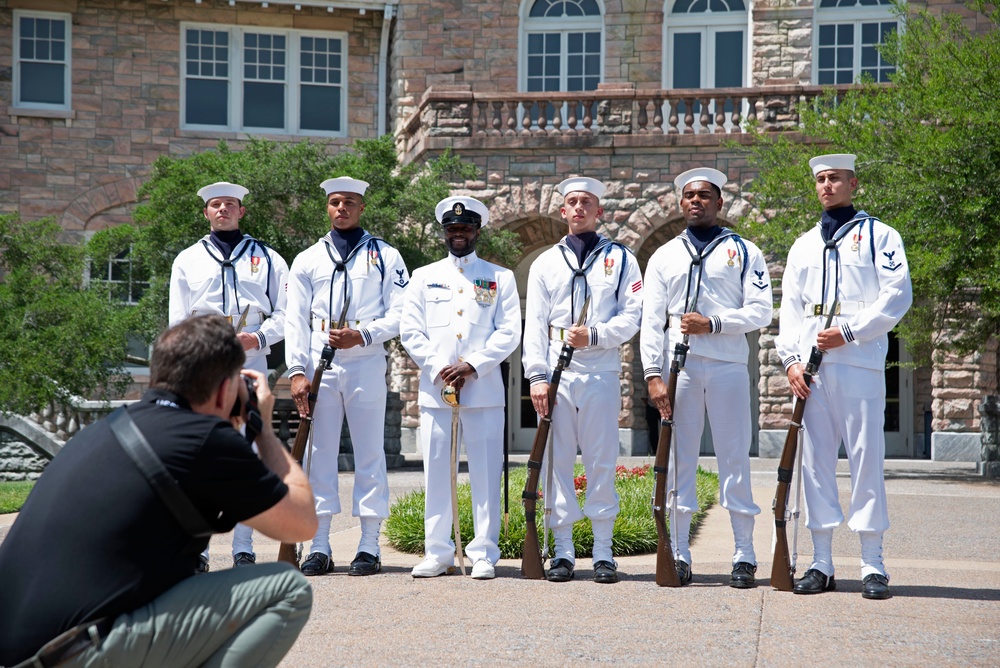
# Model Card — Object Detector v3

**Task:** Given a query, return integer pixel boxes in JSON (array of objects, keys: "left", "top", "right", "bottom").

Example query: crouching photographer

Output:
[{"left": 0, "top": 315, "right": 318, "bottom": 668}]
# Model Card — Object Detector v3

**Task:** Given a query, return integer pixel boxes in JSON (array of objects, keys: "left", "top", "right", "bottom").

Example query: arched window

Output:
[
  {"left": 663, "top": 0, "right": 748, "bottom": 91},
  {"left": 520, "top": 0, "right": 604, "bottom": 94},
  {"left": 815, "top": 0, "right": 897, "bottom": 84}
]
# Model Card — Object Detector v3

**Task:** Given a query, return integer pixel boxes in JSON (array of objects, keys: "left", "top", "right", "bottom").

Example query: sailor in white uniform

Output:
[
  {"left": 640, "top": 167, "right": 772, "bottom": 588},
  {"left": 285, "top": 177, "right": 410, "bottom": 577},
  {"left": 168, "top": 181, "right": 289, "bottom": 570},
  {"left": 521, "top": 177, "right": 643, "bottom": 584},
  {"left": 775, "top": 154, "right": 912, "bottom": 600},
  {"left": 401, "top": 196, "right": 521, "bottom": 580}
]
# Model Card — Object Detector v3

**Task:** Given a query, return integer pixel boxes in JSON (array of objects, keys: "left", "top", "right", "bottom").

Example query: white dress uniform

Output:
[
  {"left": 168, "top": 182, "right": 290, "bottom": 563},
  {"left": 285, "top": 228, "right": 409, "bottom": 555},
  {"left": 522, "top": 231, "right": 643, "bottom": 564},
  {"left": 640, "top": 225, "right": 772, "bottom": 566},
  {"left": 168, "top": 234, "right": 288, "bottom": 376},
  {"left": 400, "top": 221, "right": 521, "bottom": 568},
  {"left": 775, "top": 185, "right": 912, "bottom": 579}
]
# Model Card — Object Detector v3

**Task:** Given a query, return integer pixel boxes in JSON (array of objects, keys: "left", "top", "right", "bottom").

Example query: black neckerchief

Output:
[
  {"left": 685, "top": 224, "right": 722, "bottom": 254},
  {"left": 209, "top": 229, "right": 244, "bottom": 260},
  {"left": 565, "top": 231, "right": 599, "bottom": 266},
  {"left": 820, "top": 205, "right": 858, "bottom": 242},
  {"left": 330, "top": 226, "right": 365, "bottom": 261}
]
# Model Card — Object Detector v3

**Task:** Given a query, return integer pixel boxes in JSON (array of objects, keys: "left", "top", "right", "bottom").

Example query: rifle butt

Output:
[
  {"left": 277, "top": 542, "right": 299, "bottom": 568},
  {"left": 770, "top": 530, "right": 794, "bottom": 591},
  {"left": 521, "top": 524, "right": 545, "bottom": 579}
]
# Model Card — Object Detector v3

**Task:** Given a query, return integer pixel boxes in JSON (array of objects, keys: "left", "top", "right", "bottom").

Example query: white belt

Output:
[
  {"left": 191, "top": 309, "right": 266, "bottom": 326},
  {"left": 311, "top": 316, "right": 375, "bottom": 332},
  {"left": 664, "top": 315, "right": 683, "bottom": 329},
  {"left": 804, "top": 301, "right": 864, "bottom": 317}
]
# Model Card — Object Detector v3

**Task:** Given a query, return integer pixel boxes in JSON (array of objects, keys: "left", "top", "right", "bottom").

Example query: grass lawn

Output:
[{"left": 0, "top": 481, "right": 34, "bottom": 514}]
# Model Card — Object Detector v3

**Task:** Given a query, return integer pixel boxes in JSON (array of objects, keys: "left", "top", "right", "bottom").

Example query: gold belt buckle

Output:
[
  {"left": 813, "top": 305, "right": 823, "bottom": 316},
  {"left": 225, "top": 314, "right": 234, "bottom": 324}
]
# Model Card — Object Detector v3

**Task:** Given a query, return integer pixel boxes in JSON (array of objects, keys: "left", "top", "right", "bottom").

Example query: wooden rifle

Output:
[
  {"left": 277, "top": 296, "right": 351, "bottom": 566},
  {"left": 521, "top": 296, "right": 590, "bottom": 579},
  {"left": 770, "top": 302, "right": 837, "bottom": 590},
  {"left": 651, "top": 337, "right": 688, "bottom": 587}
]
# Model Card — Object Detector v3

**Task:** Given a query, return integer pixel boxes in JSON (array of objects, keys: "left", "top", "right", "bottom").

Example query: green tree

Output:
[
  {"left": 736, "top": 1, "right": 999, "bottom": 363},
  {"left": 90, "top": 136, "right": 522, "bottom": 343},
  {"left": 0, "top": 215, "right": 132, "bottom": 414}
]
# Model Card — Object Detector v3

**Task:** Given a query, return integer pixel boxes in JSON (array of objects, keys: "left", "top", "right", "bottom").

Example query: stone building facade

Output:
[{"left": 1, "top": 0, "right": 996, "bottom": 469}]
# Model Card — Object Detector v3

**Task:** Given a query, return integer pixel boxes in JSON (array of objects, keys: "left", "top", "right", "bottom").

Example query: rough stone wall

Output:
[
  {"left": 751, "top": 0, "right": 814, "bottom": 86},
  {"left": 0, "top": 0, "right": 384, "bottom": 227},
  {"left": 0, "top": 437, "right": 47, "bottom": 481},
  {"left": 932, "top": 336, "right": 999, "bottom": 433}
]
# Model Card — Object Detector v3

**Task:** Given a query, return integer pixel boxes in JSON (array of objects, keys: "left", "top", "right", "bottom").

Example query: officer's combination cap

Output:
[
  {"left": 198, "top": 182, "right": 249, "bottom": 203},
  {"left": 809, "top": 153, "right": 857, "bottom": 176},
  {"left": 436, "top": 196, "right": 490, "bottom": 227},
  {"left": 321, "top": 177, "right": 370, "bottom": 197}
]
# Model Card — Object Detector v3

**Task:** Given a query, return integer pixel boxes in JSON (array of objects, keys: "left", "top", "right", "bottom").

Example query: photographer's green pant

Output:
[{"left": 63, "top": 562, "right": 312, "bottom": 668}]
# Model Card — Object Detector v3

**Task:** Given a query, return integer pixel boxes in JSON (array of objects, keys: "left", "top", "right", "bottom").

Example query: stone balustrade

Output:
[{"left": 399, "top": 83, "right": 861, "bottom": 155}]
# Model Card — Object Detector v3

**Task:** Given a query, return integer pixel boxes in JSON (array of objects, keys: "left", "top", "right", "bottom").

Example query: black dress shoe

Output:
[
  {"left": 195, "top": 555, "right": 210, "bottom": 574},
  {"left": 793, "top": 568, "right": 836, "bottom": 594},
  {"left": 300, "top": 552, "right": 333, "bottom": 576},
  {"left": 675, "top": 560, "right": 692, "bottom": 585},
  {"left": 730, "top": 561, "right": 757, "bottom": 589},
  {"left": 593, "top": 560, "right": 619, "bottom": 584},
  {"left": 348, "top": 551, "right": 381, "bottom": 576},
  {"left": 862, "top": 573, "right": 891, "bottom": 600},
  {"left": 233, "top": 552, "right": 256, "bottom": 568},
  {"left": 546, "top": 558, "right": 575, "bottom": 582}
]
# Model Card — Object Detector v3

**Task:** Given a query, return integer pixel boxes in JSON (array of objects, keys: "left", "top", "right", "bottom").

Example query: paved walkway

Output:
[{"left": 4, "top": 457, "right": 999, "bottom": 666}]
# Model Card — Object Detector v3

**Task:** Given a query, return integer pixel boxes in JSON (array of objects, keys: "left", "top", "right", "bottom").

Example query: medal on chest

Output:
[
  {"left": 250, "top": 255, "right": 261, "bottom": 274},
  {"left": 727, "top": 249, "right": 738, "bottom": 267},
  {"left": 851, "top": 232, "right": 862, "bottom": 252},
  {"left": 369, "top": 249, "right": 380, "bottom": 266},
  {"left": 604, "top": 257, "right": 614, "bottom": 276},
  {"left": 474, "top": 278, "right": 497, "bottom": 306}
]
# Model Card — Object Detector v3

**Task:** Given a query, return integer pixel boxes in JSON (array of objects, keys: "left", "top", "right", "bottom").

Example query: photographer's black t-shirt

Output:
[{"left": 0, "top": 389, "right": 288, "bottom": 665}]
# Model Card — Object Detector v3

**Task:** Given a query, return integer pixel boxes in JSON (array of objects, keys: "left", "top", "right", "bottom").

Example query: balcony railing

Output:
[{"left": 398, "top": 83, "right": 859, "bottom": 155}]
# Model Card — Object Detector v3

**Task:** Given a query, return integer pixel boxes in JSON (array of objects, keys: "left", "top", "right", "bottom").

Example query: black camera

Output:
[{"left": 230, "top": 375, "right": 257, "bottom": 417}]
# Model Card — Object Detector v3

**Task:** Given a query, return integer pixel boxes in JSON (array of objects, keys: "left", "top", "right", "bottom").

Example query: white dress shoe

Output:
[
  {"left": 471, "top": 559, "right": 496, "bottom": 580},
  {"left": 411, "top": 557, "right": 452, "bottom": 578}
]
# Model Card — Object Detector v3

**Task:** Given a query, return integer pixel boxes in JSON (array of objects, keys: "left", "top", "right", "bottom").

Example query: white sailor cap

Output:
[
  {"left": 674, "top": 167, "right": 727, "bottom": 194},
  {"left": 556, "top": 177, "right": 606, "bottom": 199},
  {"left": 435, "top": 196, "right": 490, "bottom": 227},
  {"left": 809, "top": 153, "right": 856, "bottom": 176},
  {"left": 321, "top": 177, "right": 370, "bottom": 197},
  {"left": 197, "top": 181, "right": 249, "bottom": 203}
]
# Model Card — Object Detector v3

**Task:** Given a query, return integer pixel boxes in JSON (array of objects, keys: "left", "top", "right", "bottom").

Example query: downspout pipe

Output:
[{"left": 378, "top": 3, "right": 395, "bottom": 137}]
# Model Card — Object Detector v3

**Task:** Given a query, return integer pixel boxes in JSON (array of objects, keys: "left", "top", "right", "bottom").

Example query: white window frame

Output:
[
  {"left": 662, "top": 0, "right": 749, "bottom": 90},
  {"left": 12, "top": 10, "right": 72, "bottom": 111},
  {"left": 517, "top": 0, "right": 606, "bottom": 94},
  {"left": 180, "top": 22, "right": 349, "bottom": 138},
  {"left": 813, "top": 1, "right": 899, "bottom": 85}
]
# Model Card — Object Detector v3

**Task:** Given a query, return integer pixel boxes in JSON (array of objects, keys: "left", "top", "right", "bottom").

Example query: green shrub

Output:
[{"left": 385, "top": 463, "right": 719, "bottom": 559}]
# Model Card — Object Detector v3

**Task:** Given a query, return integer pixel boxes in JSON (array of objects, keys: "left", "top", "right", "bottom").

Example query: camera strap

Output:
[{"left": 108, "top": 407, "right": 214, "bottom": 538}]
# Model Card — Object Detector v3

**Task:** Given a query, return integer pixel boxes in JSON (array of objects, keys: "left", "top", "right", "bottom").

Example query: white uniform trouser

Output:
[
  {"left": 669, "top": 355, "right": 760, "bottom": 565},
  {"left": 549, "top": 371, "right": 621, "bottom": 537},
  {"left": 801, "top": 363, "right": 888, "bottom": 577},
  {"left": 223, "top": 354, "right": 270, "bottom": 557},
  {"left": 307, "top": 354, "right": 389, "bottom": 554},
  {"left": 420, "top": 405, "right": 503, "bottom": 566}
]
